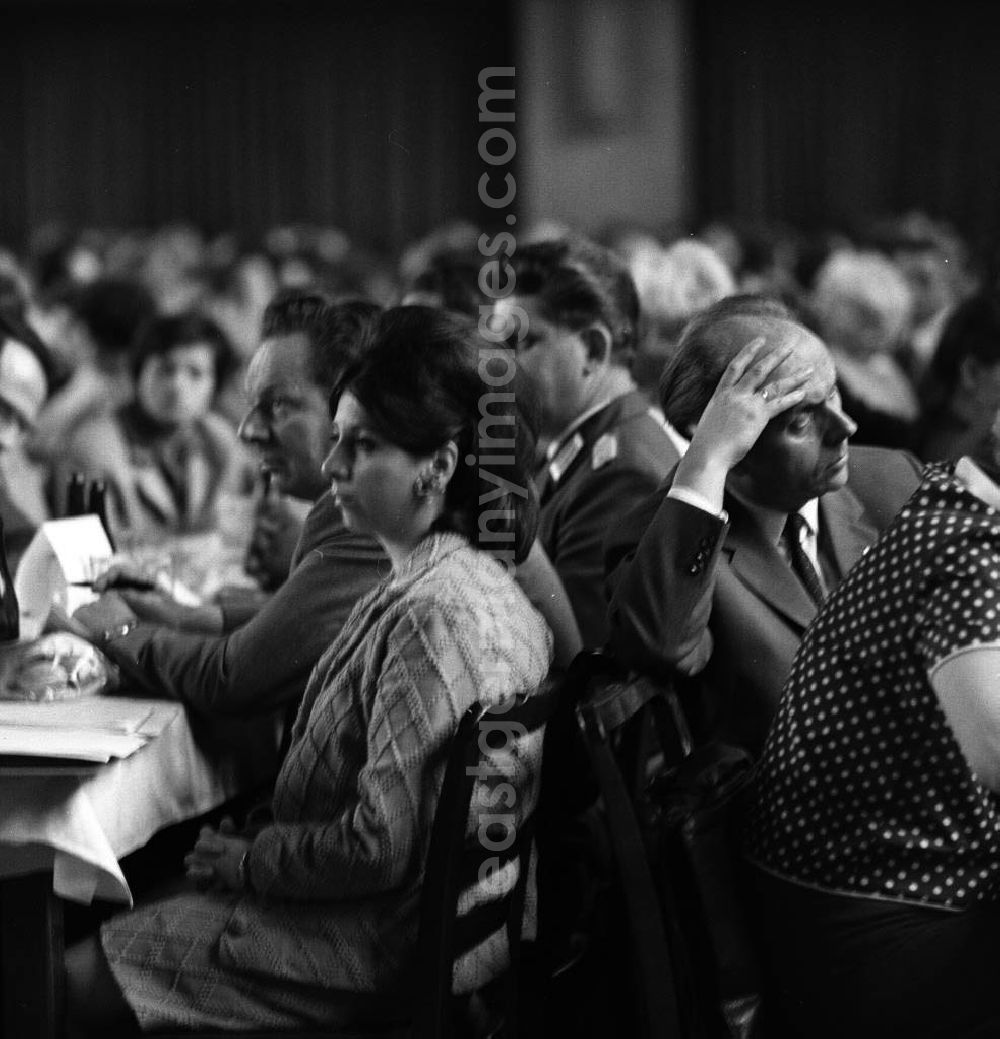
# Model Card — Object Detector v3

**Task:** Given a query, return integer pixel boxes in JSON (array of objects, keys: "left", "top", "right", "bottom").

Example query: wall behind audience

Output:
[
  {"left": 696, "top": 0, "right": 1000, "bottom": 256},
  {"left": 516, "top": 0, "right": 694, "bottom": 237},
  {"left": 0, "top": 0, "right": 514, "bottom": 252},
  {"left": 1, "top": 0, "right": 997, "bottom": 257}
]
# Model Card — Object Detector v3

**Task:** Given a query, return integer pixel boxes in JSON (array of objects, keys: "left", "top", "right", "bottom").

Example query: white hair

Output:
[
  {"left": 812, "top": 249, "right": 913, "bottom": 347},
  {"left": 632, "top": 238, "right": 737, "bottom": 336}
]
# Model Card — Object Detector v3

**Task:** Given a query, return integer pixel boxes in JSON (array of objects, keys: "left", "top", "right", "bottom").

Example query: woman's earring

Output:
[{"left": 414, "top": 469, "right": 445, "bottom": 497}]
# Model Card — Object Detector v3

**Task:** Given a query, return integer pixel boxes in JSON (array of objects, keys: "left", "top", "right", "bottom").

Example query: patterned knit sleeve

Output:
[{"left": 248, "top": 593, "right": 511, "bottom": 900}]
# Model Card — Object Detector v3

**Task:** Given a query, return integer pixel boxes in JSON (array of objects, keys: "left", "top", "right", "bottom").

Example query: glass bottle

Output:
[
  {"left": 87, "top": 479, "right": 116, "bottom": 552},
  {"left": 65, "top": 471, "right": 88, "bottom": 517},
  {"left": 0, "top": 515, "right": 19, "bottom": 642}
]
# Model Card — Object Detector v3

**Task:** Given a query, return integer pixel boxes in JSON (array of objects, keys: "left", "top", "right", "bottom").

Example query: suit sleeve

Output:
[
  {"left": 550, "top": 462, "right": 672, "bottom": 649},
  {"left": 110, "top": 528, "right": 383, "bottom": 716},
  {"left": 605, "top": 489, "right": 728, "bottom": 679}
]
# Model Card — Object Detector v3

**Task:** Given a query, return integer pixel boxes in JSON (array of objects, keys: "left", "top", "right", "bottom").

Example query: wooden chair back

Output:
[
  {"left": 152, "top": 683, "right": 558, "bottom": 1039},
  {"left": 414, "top": 685, "right": 557, "bottom": 1039}
]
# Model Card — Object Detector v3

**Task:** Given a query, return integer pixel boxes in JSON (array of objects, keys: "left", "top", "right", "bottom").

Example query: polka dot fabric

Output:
[{"left": 745, "top": 462, "right": 1000, "bottom": 911}]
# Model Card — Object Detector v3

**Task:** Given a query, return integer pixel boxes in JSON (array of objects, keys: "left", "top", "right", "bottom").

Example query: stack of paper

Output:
[
  {"left": 0, "top": 727, "right": 145, "bottom": 763},
  {"left": 0, "top": 696, "right": 170, "bottom": 764}
]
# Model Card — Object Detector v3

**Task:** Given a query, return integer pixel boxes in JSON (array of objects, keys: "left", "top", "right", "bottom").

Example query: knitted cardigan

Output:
[{"left": 218, "top": 531, "right": 552, "bottom": 995}]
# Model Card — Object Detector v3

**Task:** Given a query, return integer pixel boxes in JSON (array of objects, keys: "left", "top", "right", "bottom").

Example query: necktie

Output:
[{"left": 783, "top": 513, "right": 826, "bottom": 608}]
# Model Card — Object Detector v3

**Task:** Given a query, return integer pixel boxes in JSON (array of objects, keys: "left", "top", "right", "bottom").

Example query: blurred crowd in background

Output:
[{"left": 0, "top": 206, "right": 991, "bottom": 570}]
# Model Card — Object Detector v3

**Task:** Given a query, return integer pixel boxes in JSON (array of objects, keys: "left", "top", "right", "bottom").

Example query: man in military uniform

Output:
[{"left": 494, "top": 237, "right": 683, "bottom": 647}]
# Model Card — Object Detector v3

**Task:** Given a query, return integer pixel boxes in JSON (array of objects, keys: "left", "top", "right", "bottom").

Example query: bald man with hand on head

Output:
[{"left": 605, "top": 295, "right": 923, "bottom": 752}]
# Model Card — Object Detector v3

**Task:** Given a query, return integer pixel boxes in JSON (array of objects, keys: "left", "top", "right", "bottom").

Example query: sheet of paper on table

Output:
[
  {"left": 0, "top": 696, "right": 181, "bottom": 764},
  {"left": 0, "top": 698, "right": 159, "bottom": 734},
  {"left": 14, "top": 516, "right": 113, "bottom": 639},
  {"left": 0, "top": 725, "right": 145, "bottom": 762}
]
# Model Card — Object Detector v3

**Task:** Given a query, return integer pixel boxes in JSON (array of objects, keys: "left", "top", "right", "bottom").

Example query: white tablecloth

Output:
[{"left": 0, "top": 697, "right": 280, "bottom": 905}]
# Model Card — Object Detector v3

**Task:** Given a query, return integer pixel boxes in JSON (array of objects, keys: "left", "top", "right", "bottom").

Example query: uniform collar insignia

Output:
[
  {"left": 591, "top": 432, "right": 618, "bottom": 470},
  {"left": 548, "top": 432, "right": 584, "bottom": 485}
]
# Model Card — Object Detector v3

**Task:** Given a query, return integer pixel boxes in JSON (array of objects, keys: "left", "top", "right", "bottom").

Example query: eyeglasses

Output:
[{"left": 0, "top": 398, "right": 30, "bottom": 444}]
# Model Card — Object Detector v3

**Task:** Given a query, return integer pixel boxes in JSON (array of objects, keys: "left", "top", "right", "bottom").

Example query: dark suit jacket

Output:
[
  {"left": 111, "top": 491, "right": 387, "bottom": 717},
  {"left": 604, "top": 445, "right": 924, "bottom": 751},
  {"left": 539, "top": 390, "right": 681, "bottom": 648}
]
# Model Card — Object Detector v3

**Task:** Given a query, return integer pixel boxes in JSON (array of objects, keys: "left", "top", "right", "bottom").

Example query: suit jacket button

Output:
[{"left": 688, "top": 563, "right": 700, "bottom": 574}]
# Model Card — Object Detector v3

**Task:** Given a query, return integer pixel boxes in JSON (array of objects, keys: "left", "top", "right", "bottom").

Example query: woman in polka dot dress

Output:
[{"left": 745, "top": 423, "right": 1000, "bottom": 1038}]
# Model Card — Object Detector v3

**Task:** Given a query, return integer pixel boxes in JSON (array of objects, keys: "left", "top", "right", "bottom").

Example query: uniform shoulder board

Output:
[
  {"left": 592, "top": 432, "right": 618, "bottom": 470},
  {"left": 548, "top": 432, "right": 585, "bottom": 484}
]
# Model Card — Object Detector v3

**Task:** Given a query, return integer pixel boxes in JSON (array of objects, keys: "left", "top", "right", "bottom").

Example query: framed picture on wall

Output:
[{"left": 560, "top": 0, "right": 641, "bottom": 136}]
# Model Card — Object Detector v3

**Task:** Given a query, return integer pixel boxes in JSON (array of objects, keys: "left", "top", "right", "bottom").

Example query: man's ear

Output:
[
  {"left": 957, "top": 355, "right": 978, "bottom": 393},
  {"left": 958, "top": 354, "right": 996, "bottom": 396},
  {"left": 579, "top": 322, "right": 613, "bottom": 374}
]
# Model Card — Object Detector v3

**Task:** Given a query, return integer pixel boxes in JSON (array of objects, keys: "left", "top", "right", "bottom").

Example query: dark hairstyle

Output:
[
  {"left": 0, "top": 274, "right": 28, "bottom": 320},
  {"left": 261, "top": 289, "right": 382, "bottom": 394},
  {"left": 508, "top": 235, "right": 640, "bottom": 366},
  {"left": 920, "top": 290, "right": 1000, "bottom": 415},
  {"left": 0, "top": 307, "right": 57, "bottom": 399},
  {"left": 131, "top": 311, "right": 237, "bottom": 391},
  {"left": 659, "top": 294, "right": 797, "bottom": 433},
  {"left": 405, "top": 248, "right": 488, "bottom": 317},
  {"left": 332, "top": 305, "right": 539, "bottom": 564},
  {"left": 72, "top": 277, "right": 157, "bottom": 359}
]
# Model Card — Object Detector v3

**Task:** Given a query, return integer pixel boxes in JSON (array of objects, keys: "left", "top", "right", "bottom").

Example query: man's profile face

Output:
[
  {"left": 0, "top": 337, "right": 47, "bottom": 453},
  {"left": 731, "top": 320, "right": 858, "bottom": 511},
  {"left": 237, "top": 332, "right": 331, "bottom": 501},
  {"left": 492, "top": 293, "right": 591, "bottom": 440}
]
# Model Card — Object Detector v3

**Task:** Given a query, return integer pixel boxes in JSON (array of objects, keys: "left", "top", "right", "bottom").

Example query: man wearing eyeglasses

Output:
[
  {"left": 72, "top": 292, "right": 387, "bottom": 715},
  {"left": 0, "top": 309, "right": 53, "bottom": 566}
]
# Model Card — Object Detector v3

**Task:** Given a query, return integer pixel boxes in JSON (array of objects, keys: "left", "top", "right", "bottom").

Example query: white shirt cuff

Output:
[{"left": 666, "top": 484, "right": 728, "bottom": 522}]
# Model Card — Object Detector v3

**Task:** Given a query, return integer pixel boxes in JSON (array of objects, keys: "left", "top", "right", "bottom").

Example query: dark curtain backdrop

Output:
[
  {"left": 694, "top": 0, "right": 1000, "bottom": 257},
  {"left": 0, "top": 0, "right": 514, "bottom": 252}
]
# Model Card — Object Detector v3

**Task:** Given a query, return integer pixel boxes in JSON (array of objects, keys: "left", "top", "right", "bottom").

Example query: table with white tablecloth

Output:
[{"left": 0, "top": 695, "right": 282, "bottom": 1039}]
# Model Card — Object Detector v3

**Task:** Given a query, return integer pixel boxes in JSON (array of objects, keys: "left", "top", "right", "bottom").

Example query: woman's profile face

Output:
[
  {"left": 137, "top": 342, "right": 217, "bottom": 427},
  {"left": 323, "top": 391, "right": 436, "bottom": 550}
]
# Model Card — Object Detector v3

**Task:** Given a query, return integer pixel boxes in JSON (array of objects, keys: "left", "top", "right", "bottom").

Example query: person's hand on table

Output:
[
  {"left": 244, "top": 496, "right": 305, "bottom": 591},
  {"left": 72, "top": 591, "right": 138, "bottom": 638},
  {"left": 89, "top": 563, "right": 224, "bottom": 633},
  {"left": 185, "top": 817, "right": 253, "bottom": 892},
  {"left": 92, "top": 561, "right": 162, "bottom": 596}
]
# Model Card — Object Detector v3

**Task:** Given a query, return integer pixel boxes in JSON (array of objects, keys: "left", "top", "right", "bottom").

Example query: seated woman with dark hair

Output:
[
  {"left": 54, "top": 310, "right": 253, "bottom": 543},
  {"left": 65, "top": 304, "right": 553, "bottom": 1035},
  {"left": 745, "top": 406, "right": 1000, "bottom": 1037},
  {"left": 917, "top": 289, "right": 1000, "bottom": 463}
]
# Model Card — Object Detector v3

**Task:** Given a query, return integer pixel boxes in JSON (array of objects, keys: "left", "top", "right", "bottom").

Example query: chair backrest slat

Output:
[{"left": 412, "top": 682, "right": 558, "bottom": 1039}]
